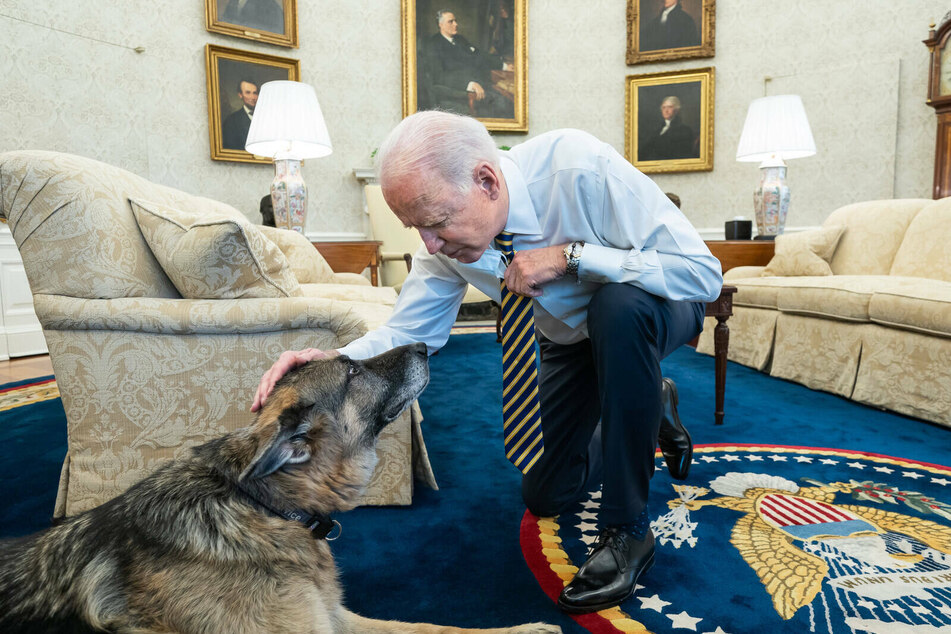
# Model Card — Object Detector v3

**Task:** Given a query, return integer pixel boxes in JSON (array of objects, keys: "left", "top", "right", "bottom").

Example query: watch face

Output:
[{"left": 940, "top": 45, "right": 951, "bottom": 96}]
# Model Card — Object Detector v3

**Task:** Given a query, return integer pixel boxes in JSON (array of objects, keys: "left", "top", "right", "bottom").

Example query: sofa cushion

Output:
[
  {"left": 299, "top": 283, "right": 398, "bottom": 305},
  {"left": 257, "top": 225, "right": 337, "bottom": 284},
  {"left": 889, "top": 197, "right": 951, "bottom": 282},
  {"left": 762, "top": 225, "right": 845, "bottom": 277},
  {"left": 823, "top": 199, "right": 931, "bottom": 275},
  {"left": 774, "top": 275, "right": 926, "bottom": 322},
  {"left": 868, "top": 279, "right": 951, "bottom": 337},
  {"left": 131, "top": 199, "right": 301, "bottom": 299}
]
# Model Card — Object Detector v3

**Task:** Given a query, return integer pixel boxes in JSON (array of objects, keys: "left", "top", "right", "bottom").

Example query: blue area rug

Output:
[{"left": 1, "top": 336, "right": 949, "bottom": 633}]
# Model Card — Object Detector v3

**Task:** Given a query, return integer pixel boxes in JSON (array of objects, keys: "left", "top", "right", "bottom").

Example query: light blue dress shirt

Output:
[{"left": 338, "top": 129, "right": 722, "bottom": 358}]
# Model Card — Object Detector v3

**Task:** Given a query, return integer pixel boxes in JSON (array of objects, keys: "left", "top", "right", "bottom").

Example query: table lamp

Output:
[
  {"left": 736, "top": 94, "right": 816, "bottom": 240},
  {"left": 245, "top": 80, "right": 332, "bottom": 233}
]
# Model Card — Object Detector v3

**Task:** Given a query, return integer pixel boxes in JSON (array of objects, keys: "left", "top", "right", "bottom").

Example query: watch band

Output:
[{"left": 564, "top": 241, "right": 584, "bottom": 276}]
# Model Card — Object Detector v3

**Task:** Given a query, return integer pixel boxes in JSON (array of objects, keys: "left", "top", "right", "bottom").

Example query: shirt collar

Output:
[{"left": 499, "top": 154, "right": 541, "bottom": 237}]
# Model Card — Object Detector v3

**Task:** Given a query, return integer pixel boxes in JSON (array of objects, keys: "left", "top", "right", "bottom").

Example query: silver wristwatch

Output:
[{"left": 563, "top": 241, "right": 584, "bottom": 276}]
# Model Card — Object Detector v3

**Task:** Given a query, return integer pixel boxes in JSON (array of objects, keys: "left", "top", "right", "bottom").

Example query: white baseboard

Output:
[
  {"left": 697, "top": 225, "right": 821, "bottom": 240},
  {"left": 305, "top": 231, "right": 368, "bottom": 242}
]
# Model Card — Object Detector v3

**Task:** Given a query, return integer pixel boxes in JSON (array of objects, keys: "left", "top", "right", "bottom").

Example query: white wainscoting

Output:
[{"left": 0, "top": 226, "right": 48, "bottom": 360}]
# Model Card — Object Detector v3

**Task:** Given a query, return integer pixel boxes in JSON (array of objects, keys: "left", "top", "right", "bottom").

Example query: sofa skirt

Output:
[{"left": 697, "top": 306, "right": 778, "bottom": 371}]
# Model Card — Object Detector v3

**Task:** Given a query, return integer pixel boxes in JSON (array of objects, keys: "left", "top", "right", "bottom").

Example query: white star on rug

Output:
[
  {"left": 932, "top": 477, "right": 951, "bottom": 486},
  {"left": 638, "top": 593, "right": 671, "bottom": 612},
  {"left": 577, "top": 511, "right": 597, "bottom": 521},
  {"left": 577, "top": 521, "right": 598, "bottom": 533},
  {"left": 702, "top": 628, "right": 732, "bottom": 634},
  {"left": 846, "top": 461, "right": 866, "bottom": 469},
  {"left": 768, "top": 454, "right": 788, "bottom": 461},
  {"left": 699, "top": 456, "right": 718, "bottom": 462},
  {"left": 746, "top": 455, "right": 763, "bottom": 461},
  {"left": 820, "top": 458, "right": 838, "bottom": 465},
  {"left": 590, "top": 490, "right": 602, "bottom": 499},
  {"left": 902, "top": 471, "right": 924, "bottom": 479},
  {"left": 794, "top": 456, "right": 813, "bottom": 463},
  {"left": 855, "top": 599, "right": 876, "bottom": 610},
  {"left": 668, "top": 610, "right": 702, "bottom": 630},
  {"left": 873, "top": 466, "right": 895, "bottom": 474},
  {"left": 582, "top": 500, "right": 600, "bottom": 509},
  {"left": 721, "top": 454, "right": 741, "bottom": 462},
  {"left": 580, "top": 532, "right": 599, "bottom": 546}
]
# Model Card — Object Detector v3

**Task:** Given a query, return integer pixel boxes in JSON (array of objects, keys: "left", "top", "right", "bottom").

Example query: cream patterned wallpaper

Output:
[{"left": 0, "top": 1, "right": 945, "bottom": 237}]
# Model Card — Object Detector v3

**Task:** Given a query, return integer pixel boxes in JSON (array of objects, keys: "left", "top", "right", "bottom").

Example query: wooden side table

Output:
[
  {"left": 312, "top": 240, "right": 382, "bottom": 286},
  {"left": 704, "top": 240, "right": 775, "bottom": 273}
]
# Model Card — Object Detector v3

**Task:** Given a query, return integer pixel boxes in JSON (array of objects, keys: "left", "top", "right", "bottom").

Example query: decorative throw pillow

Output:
[
  {"left": 130, "top": 199, "right": 301, "bottom": 299},
  {"left": 257, "top": 225, "right": 336, "bottom": 284},
  {"left": 762, "top": 225, "right": 847, "bottom": 277}
]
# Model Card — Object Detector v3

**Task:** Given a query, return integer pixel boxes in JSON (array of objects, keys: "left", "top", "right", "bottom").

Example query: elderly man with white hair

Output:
[{"left": 253, "top": 111, "right": 722, "bottom": 614}]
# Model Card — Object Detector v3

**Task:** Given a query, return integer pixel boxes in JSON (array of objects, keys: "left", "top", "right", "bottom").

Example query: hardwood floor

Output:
[{"left": 0, "top": 354, "right": 54, "bottom": 384}]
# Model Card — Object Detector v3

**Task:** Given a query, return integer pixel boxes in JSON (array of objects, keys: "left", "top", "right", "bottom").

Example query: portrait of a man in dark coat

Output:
[
  {"left": 639, "top": 95, "right": 698, "bottom": 162},
  {"left": 218, "top": 0, "right": 285, "bottom": 35},
  {"left": 639, "top": 0, "right": 700, "bottom": 52}
]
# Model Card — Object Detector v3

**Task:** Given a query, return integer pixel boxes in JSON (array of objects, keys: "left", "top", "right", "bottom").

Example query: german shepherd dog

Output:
[{"left": 0, "top": 343, "right": 560, "bottom": 633}]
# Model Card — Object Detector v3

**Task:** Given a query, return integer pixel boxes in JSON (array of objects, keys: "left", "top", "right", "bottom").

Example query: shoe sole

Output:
[
  {"left": 556, "top": 553, "right": 655, "bottom": 615},
  {"left": 663, "top": 379, "right": 692, "bottom": 480}
]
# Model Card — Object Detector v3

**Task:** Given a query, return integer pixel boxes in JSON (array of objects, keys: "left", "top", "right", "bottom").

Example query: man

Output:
[
  {"left": 252, "top": 111, "right": 722, "bottom": 614},
  {"left": 423, "top": 9, "right": 513, "bottom": 118},
  {"left": 641, "top": 0, "right": 699, "bottom": 51},
  {"left": 639, "top": 96, "right": 696, "bottom": 161},
  {"left": 222, "top": 79, "right": 258, "bottom": 151}
]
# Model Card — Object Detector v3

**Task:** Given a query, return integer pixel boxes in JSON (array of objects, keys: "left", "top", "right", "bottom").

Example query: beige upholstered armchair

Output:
[{"left": 0, "top": 150, "right": 435, "bottom": 519}]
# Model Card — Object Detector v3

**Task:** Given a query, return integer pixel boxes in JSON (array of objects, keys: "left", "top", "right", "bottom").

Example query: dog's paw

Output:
[{"left": 507, "top": 624, "right": 562, "bottom": 633}]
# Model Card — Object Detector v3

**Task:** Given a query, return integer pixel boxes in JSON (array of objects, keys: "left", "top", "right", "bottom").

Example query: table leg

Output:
[{"left": 713, "top": 315, "right": 729, "bottom": 425}]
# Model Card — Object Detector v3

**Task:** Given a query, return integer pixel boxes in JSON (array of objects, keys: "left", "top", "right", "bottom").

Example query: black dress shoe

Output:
[
  {"left": 657, "top": 377, "right": 692, "bottom": 480},
  {"left": 558, "top": 528, "right": 655, "bottom": 614}
]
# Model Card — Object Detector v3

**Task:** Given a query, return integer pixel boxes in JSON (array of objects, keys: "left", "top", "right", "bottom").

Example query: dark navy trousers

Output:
[{"left": 521, "top": 284, "right": 705, "bottom": 526}]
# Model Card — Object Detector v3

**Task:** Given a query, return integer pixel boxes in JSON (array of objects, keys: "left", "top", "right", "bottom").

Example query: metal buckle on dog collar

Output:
[
  {"left": 324, "top": 519, "right": 342, "bottom": 541},
  {"left": 307, "top": 515, "right": 340, "bottom": 540}
]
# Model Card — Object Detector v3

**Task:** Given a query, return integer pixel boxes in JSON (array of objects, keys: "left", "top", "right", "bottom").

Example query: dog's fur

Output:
[{"left": 0, "top": 343, "right": 560, "bottom": 633}]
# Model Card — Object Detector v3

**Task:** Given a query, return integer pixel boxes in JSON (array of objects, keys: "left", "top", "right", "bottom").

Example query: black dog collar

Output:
[{"left": 236, "top": 484, "right": 341, "bottom": 540}]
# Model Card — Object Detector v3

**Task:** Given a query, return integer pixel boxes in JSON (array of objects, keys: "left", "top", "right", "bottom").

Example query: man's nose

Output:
[{"left": 419, "top": 230, "right": 444, "bottom": 255}]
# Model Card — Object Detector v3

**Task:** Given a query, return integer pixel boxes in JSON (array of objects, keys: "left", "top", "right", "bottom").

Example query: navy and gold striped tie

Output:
[{"left": 496, "top": 231, "right": 544, "bottom": 474}]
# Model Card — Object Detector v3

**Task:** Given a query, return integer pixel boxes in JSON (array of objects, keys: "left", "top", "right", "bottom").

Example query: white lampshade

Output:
[
  {"left": 735, "top": 94, "right": 816, "bottom": 163},
  {"left": 245, "top": 80, "right": 333, "bottom": 160}
]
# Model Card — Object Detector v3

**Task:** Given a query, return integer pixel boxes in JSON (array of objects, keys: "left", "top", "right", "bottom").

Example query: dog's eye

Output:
[{"left": 347, "top": 363, "right": 360, "bottom": 377}]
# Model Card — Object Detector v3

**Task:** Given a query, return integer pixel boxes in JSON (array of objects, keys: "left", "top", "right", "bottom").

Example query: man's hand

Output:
[
  {"left": 466, "top": 81, "right": 486, "bottom": 100},
  {"left": 503, "top": 244, "right": 570, "bottom": 297},
  {"left": 250, "top": 348, "right": 341, "bottom": 412}
]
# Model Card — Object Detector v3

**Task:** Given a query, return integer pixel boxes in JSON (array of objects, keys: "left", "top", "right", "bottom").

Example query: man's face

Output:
[
  {"left": 439, "top": 12, "right": 458, "bottom": 37},
  {"left": 661, "top": 102, "right": 678, "bottom": 120},
  {"left": 385, "top": 169, "right": 504, "bottom": 264},
  {"left": 664, "top": 0, "right": 678, "bottom": 8},
  {"left": 238, "top": 81, "right": 259, "bottom": 109}
]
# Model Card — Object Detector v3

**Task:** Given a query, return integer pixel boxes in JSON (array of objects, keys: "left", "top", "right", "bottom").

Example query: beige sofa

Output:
[
  {"left": 0, "top": 150, "right": 436, "bottom": 518},
  {"left": 698, "top": 197, "right": 951, "bottom": 428}
]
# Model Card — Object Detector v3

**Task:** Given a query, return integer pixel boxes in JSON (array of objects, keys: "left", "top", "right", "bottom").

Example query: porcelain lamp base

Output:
[
  {"left": 753, "top": 159, "right": 790, "bottom": 239},
  {"left": 270, "top": 158, "right": 307, "bottom": 233}
]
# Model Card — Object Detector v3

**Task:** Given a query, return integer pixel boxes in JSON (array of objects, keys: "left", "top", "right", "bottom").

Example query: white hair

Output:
[
  {"left": 376, "top": 110, "right": 499, "bottom": 207},
  {"left": 661, "top": 96, "right": 682, "bottom": 109}
]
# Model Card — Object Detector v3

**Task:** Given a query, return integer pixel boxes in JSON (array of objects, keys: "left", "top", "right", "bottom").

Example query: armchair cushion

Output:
[
  {"left": 131, "top": 199, "right": 300, "bottom": 299},
  {"left": 762, "top": 225, "right": 846, "bottom": 277}
]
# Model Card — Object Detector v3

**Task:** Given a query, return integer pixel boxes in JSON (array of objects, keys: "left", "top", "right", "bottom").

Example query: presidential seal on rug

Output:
[{"left": 0, "top": 343, "right": 560, "bottom": 634}]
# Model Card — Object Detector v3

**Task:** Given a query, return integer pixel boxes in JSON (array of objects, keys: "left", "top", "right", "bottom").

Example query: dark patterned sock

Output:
[{"left": 608, "top": 508, "right": 650, "bottom": 540}]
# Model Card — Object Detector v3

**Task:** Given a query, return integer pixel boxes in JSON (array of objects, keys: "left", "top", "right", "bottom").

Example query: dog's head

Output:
[{"left": 233, "top": 343, "right": 429, "bottom": 514}]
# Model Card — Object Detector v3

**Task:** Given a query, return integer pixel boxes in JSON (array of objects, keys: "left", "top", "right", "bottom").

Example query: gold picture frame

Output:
[
  {"left": 627, "top": 0, "right": 715, "bottom": 65},
  {"left": 205, "top": 0, "right": 298, "bottom": 48},
  {"left": 205, "top": 44, "right": 301, "bottom": 164},
  {"left": 625, "top": 67, "right": 715, "bottom": 174},
  {"left": 401, "top": 0, "right": 528, "bottom": 132}
]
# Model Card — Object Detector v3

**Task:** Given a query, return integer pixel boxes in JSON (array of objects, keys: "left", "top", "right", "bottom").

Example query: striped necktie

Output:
[{"left": 496, "top": 231, "right": 544, "bottom": 474}]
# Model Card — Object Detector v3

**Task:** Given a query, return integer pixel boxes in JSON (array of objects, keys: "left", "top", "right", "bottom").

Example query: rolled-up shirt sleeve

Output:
[
  {"left": 575, "top": 143, "right": 722, "bottom": 303},
  {"left": 336, "top": 245, "right": 467, "bottom": 359}
]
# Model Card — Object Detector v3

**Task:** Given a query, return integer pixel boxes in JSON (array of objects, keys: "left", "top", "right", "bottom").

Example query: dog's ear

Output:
[{"left": 240, "top": 415, "right": 311, "bottom": 481}]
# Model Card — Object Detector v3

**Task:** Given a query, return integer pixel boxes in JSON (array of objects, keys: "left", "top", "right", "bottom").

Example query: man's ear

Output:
[
  {"left": 240, "top": 418, "right": 311, "bottom": 481},
  {"left": 475, "top": 162, "right": 501, "bottom": 199}
]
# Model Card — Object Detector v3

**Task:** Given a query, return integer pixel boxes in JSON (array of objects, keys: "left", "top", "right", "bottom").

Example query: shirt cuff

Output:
[{"left": 578, "top": 243, "right": 658, "bottom": 283}]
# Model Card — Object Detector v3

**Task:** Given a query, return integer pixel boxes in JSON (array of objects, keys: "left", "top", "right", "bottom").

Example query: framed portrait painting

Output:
[
  {"left": 205, "top": 45, "right": 300, "bottom": 164},
  {"left": 627, "top": 0, "right": 714, "bottom": 65},
  {"left": 401, "top": 0, "right": 528, "bottom": 132},
  {"left": 205, "top": 0, "right": 298, "bottom": 48},
  {"left": 625, "top": 67, "right": 715, "bottom": 174}
]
